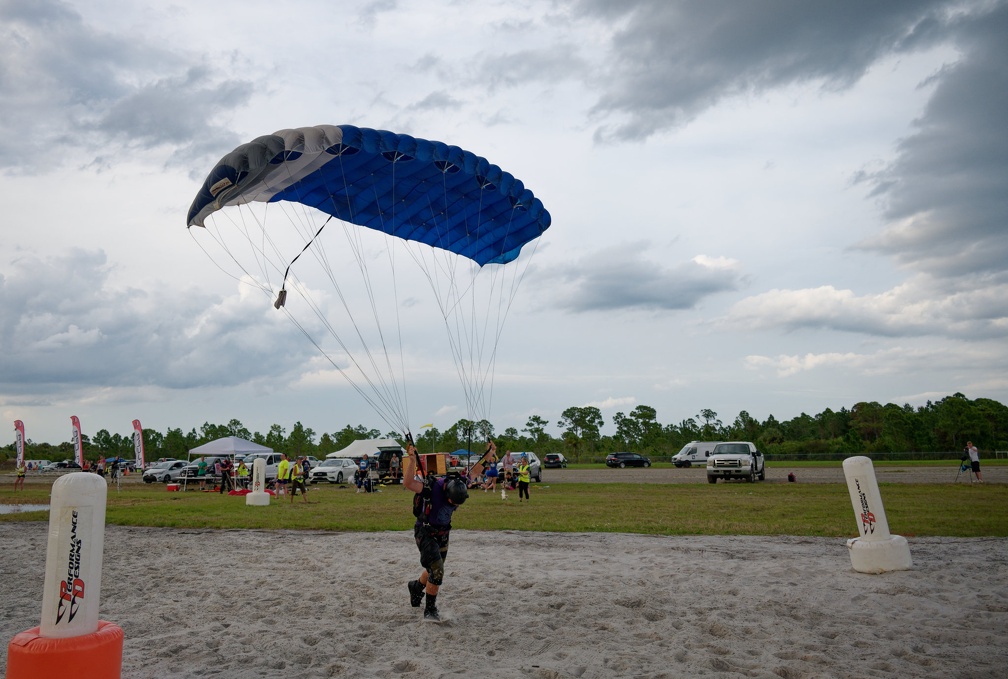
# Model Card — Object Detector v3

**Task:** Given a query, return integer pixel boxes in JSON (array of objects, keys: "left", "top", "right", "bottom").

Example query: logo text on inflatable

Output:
[
  {"left": 855, "top": 479, "right": 876, "bottom": 535},
  {"left": 55, "top": 510, "right": 86, "bottom": 625}
]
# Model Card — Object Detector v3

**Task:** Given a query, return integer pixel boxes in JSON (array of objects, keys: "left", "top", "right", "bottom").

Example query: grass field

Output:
[{"left": 2, "top": 476, "right": 1005, "bottom": 537}]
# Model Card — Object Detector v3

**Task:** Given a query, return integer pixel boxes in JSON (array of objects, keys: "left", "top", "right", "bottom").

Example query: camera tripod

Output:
[{"left": 955, "top": 456, "right": 975, "bottom": 483}]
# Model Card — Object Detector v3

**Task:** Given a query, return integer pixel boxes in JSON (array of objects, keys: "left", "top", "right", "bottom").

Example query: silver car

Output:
[
  {"left": 496, "top": 452, "right": 542, "bottom": 482},
  {"left": 142, "top": 460, "right": 187, "bottom": 483},
  {"left": 310, "top": 457, "right": 357, "bottom": 484}
]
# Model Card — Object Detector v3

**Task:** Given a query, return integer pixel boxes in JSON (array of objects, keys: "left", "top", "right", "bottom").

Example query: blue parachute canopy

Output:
[{"left": 187, "top": 125, "right": 550, "bottom": 266}]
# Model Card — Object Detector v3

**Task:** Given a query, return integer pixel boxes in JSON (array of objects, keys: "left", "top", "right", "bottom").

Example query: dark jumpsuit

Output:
[{"left": 414, "top": 477, "right": 457, "bottom": 585}]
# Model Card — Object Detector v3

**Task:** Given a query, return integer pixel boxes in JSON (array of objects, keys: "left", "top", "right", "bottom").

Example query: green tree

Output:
[
  {"left": 697, "top": 409, "right": 722, "bottom": 439},
  {"left": 163, "top": 428, "right": 190, "bottom": 459},
  {"left": 286, "top": 421, "right": 315, "bottom": 456},
  {"left": 523, "top": 415, "right": 550, "bottom": 446},
  {"left": 935, "top": 393, "right": 985, "bottom": 449},
  {"left": 729, "top": 410, "right": 761, "bottom": 441},
  {"left": 850, "top": 401, "right": 884, "bottom": 443},
  {"left": 226, "top": 418, "right": 252, "bottom": 439},
  {"left": 558, "top": 406, "right": 603, "bottom": 458},
  {"left": 265, "top": 424, "right": 286, "bottom": 452}
]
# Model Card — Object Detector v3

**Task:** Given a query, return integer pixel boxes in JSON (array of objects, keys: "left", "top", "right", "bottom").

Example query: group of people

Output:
[
  {"left": 274, "top": 452, "right": 312, "bottom": 502},
  {"left": 474, "top": 450, "right": 531, "bottom": 502}
]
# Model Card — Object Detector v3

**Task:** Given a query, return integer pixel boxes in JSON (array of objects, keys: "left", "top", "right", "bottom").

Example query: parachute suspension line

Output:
[
  {"left": 398, "top": 174, "right": 512, "bottom": 425},
  {"left": 188, "top": 211, "right": 280, "bottom": 301},
  {"left": 195, "top": 204, "right": 411, "bottom": 433},
  {"left": 276, "top": 303, "right": 406, "bottom": 436},
  {"left": 274, "top": 214, "right": 334, "bottom": 309},
  {"left": 295, "top": 151, "right": 411, "bottom": 433},
  {"left": 385, "top": 155, "right": 410, "bottom": 429},
  {"left": 402, "top": 182, "right": 483, "bottom": 420}
]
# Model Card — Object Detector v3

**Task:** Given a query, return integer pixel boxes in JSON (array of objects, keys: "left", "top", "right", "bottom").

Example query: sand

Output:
[{"left": 2, "top": 523, "right": 1007, "bottom": 679}]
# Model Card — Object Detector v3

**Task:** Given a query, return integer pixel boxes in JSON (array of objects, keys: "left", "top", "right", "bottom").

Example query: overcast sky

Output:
[{"left": 2, "top": 0, "right": 1007, "bottom": 446}]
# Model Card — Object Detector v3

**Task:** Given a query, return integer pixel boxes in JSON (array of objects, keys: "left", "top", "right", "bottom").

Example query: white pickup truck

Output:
[{"left": 706, "top": 441, "right": 765, "bottom": 483}]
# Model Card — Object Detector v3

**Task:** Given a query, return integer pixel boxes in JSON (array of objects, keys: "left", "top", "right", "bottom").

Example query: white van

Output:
[{"left": 672, "top": 441, "right": 722, "bottom": 468}]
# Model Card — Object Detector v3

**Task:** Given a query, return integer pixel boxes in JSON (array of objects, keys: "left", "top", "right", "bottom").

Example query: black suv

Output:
[
  {"left": 543, "top": 453, "right": 568, "bottom": 468},
  {"left": 605, "top": 452, "right": 652, "bottom": 468}
]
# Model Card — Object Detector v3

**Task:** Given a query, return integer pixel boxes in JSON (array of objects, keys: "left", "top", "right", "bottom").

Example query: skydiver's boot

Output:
[
  {"left": 423, "top": 593, "right": 440, "bottom": 621},
  {"left": 408, "top": 580, "right": 424, "bottom": 608}
]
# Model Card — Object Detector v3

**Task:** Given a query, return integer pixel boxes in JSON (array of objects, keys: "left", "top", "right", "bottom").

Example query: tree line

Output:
[{"left": 4, "top": 393, "right": 1006, "bottom": 465}]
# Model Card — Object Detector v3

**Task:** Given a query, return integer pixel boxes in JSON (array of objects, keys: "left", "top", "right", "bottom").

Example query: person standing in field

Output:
[
  {"left": 197, "top": 457, "right": 208, "bottom": 490},
  {"left": 967, "top": 441, "right": 984, "bottom": 483},
  {"left": 218, "top": 456, "right": 234, "bottom": 493},
  {"left": 501, "top": 450, "right": 515, "bottom": 499},
  {"left": 517, "top": 454, "right": 531, "bottom": 503},
  {"left": 14, "top": 461, "right": 26, "bottom": 491},
  {"left": 289, "top": 457, "right": 309, "bottom": 502},
  {"left": 277, "top": 453, "right": 291, "bottom": 497},
  {"left": 356, "top": 454, "right": 370, "bottom": 492},
  {"left": 236, "top": 459, "right": 249, "bottom": 489},
  {"left": 390, "top": 453, "right": 401, "bottom": 484}
]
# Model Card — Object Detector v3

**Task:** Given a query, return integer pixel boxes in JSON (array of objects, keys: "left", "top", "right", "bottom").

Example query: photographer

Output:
[{"left": 966, "top": 441, "right": 984, "bottom": 483}]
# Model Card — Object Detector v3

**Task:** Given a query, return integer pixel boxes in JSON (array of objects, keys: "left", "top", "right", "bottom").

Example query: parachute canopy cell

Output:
[{"left": 186, "top": 125, "right": 551, "bottom": 266}]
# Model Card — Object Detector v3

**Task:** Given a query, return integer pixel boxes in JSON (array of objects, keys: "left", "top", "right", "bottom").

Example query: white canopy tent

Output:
[
  {"left": 325, "top": 439, "right": 402, "bottom": 460},
  {"left": 182, "top": 436, "right": 273, "bottom": 490},
  {"left": 188, "top": 436, "right": 273, "bottom": 459}
]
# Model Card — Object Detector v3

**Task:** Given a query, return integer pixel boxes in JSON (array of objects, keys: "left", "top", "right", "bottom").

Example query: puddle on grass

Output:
[{"left": 0, "top": 504, "right": 50, "bottom": 514}]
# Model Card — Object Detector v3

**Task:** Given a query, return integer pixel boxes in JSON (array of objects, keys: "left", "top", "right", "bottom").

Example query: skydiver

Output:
[{"left": 404, "top": 439, "right": 495, "bottom": 621}]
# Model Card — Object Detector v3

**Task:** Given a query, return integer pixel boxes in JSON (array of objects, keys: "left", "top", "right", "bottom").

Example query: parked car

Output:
[
  {"left": 304, "top": 456, "right": 321, "bottom": 469},
  {"left": 310, "top": 457, "right": 357, "bottom": 484},
  {"left": 706, "top": 441, "right": 765, "bottom": 483},
  {"left": 142, "top": 460, "right": 187, "bottom": 483},
  {"left": 239, "top": 452, "right": 285, "bottom": 480},
  {"left": 672, "top": 441, "right": 722, "bottom": 468},
  {"left": 543, "top": 453, "right": 568, "bottom": 469},
  {"left": 605, "top": 452, "right": 652, "bottom": 468},
  {"left": 43, "top": 460, "right": 82, "bottom": 472},
  {"left": 496, "top": 452, "right": 542, "bottom": 482}
]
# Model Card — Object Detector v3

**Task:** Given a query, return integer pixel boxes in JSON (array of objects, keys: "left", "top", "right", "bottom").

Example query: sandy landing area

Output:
[{"left": 1, "top": 522, "right": 1006, "bottom": 678}]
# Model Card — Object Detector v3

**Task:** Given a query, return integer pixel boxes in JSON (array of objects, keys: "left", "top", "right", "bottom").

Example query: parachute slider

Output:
[{"left": 274, "top": 289, "right": 287, "bottom": 309}]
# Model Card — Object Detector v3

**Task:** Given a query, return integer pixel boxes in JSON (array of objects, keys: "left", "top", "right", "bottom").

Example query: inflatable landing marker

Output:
[
  {"left": 246, "top": 457, "right": 270, "bottom": 506},
  {"left": 842, "top": 456, "right": 912, "bottom": 574},
  {"left": 6, "top": 472, "right": 123, "bottom": 679}
]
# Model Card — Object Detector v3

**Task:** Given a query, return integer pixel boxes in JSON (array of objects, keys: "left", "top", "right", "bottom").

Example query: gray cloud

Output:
[
  {"left": 0, "top": 249, "right": 313, "bottom": 399},
  {"left": 857, "top": 3, "right": 1008, "bottom": 280},
  {"left": 577, "top": 0, "right": 970, "bottom": 143},
  {"left": 540, "top": 243, "right": 744, "bottom": 313},
  {"left": 0, "top": 0, "right": 253, "bottom": 173}
]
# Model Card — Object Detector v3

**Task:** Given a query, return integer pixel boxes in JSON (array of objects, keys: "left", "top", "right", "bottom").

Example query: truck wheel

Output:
[
  {"left": 619, "top": 462, "right": 626, "bottom": 468},
  {"left": 758, "top": 468, "right": 765, "bottom": 481},
  {"left": 707, "top": 475, "right": 717, "bottom": 484},
  {"left": 748, "top": 468, "right": 755, "bottom": 482}
]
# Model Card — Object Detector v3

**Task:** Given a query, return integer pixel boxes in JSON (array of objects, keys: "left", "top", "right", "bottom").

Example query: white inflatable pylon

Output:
[
  {"left": 246, "top": 458, "right": 270, "bottom": 506},
  {"left": 842, "top": 456, "right": 912, "bottom": 574}
]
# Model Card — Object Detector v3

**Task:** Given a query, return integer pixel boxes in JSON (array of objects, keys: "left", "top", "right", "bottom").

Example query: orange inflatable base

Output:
[{"left": 6, "top": 620, "right": 123, "bottom": 679}]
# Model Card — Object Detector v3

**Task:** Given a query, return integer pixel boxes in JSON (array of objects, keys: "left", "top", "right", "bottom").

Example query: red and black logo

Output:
[{"left": 55, "top": 510, "right": 86, "bottom": 625}]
